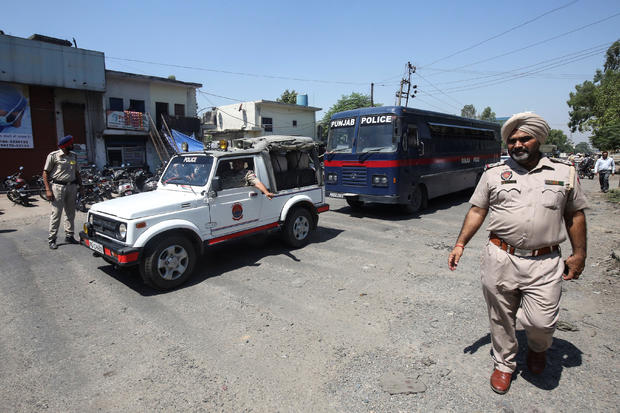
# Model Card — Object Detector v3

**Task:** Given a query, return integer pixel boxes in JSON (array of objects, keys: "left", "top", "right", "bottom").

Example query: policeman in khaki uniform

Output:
[
  {"left": 219, "top": 159, "right": 274, "bottom": 198},
  {"left": 43, "top": 135, "right": 82, "bottom": 249},
  {"left": 448, "top": 113, "right": 587, "bottom": 394}
]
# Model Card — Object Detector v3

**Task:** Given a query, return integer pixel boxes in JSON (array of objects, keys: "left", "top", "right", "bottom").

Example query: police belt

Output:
[
  {"left": 489, "top": 233, "right": 559, "bottom": 257},
  {"left": 52, "top": 179, "right": 78, "bottom": 186}
]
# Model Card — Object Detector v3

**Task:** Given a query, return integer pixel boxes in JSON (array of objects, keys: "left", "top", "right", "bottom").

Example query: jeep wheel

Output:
[
  {"left": 142, "top": 236, "right": 196, "bottom": 290},
  {"left": 282, "top": 207, "right": 312, "bottom": 248}
]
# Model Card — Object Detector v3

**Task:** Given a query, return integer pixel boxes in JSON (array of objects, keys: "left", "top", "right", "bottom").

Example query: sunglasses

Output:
[
  {"left": 0, "top": 96, "right": 26, "bottom": 126},
  {"left": 507, "top": 136, "right": 534, "bottom": 144}
]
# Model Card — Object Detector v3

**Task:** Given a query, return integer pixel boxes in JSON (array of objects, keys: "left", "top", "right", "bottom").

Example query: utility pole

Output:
[
  {"left": 370, "top": 83, "right": 374, "bottom": 107},
  {"left": 395, "top": 62, "right": 418, "bottom": 107}
]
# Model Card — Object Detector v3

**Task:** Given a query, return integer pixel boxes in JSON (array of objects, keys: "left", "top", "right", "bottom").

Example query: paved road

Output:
[{"left": 0, "top": 178, "right": 618, "bottom": 412}]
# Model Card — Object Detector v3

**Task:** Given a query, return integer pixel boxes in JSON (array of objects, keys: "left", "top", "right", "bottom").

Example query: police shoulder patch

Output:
[{"left": 484, "top": 160, "right": 505, "bottom": 171}]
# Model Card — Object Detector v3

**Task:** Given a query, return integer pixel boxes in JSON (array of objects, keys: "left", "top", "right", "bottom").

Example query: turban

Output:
[
  {"left": 58, "top": 135, "right": 74, "bottom": 148},
  {"left": 500, "top": 112, "right": 550, "bottom": 144}
]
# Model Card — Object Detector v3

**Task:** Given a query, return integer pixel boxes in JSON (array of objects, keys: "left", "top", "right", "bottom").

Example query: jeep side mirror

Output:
[{"left": 209, "top": 176, "right": 222, "bottom": 198}]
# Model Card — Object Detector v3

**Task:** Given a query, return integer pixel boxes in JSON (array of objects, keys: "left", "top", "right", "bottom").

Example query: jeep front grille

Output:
[
  {"left": 342, "top": 166, "right": 367, "bottom": 186},
  {"left": 91, "top": 214, "right": 120, "bottom": 238}
]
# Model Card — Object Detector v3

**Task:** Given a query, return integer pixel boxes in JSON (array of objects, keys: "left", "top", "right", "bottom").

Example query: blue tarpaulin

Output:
[{"left": 165, "top": 129, "right": 204, "bottom": 152}]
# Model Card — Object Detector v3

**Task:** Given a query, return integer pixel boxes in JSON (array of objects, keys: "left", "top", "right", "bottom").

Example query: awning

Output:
[{"left": 164, "top": 129, "right": 204, "bottom": 152}]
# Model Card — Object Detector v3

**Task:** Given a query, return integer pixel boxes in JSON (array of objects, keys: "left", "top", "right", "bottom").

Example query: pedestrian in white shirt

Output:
[{"left": 594, "top": 151, "right": 615, "bottom": 193}]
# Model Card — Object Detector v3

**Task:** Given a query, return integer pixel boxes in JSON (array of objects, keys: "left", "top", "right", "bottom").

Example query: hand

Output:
[
  {"left": 265, "top": 192, "right": 274, "bottom": 200},
  {"left": 46, "top": 189, "right": 54, "bottom": 201},
  {"left": 563, "top": 254, "right": 585, "bottom": 280},
  {"left": 448, "top": 246, "right": 464, "bottom": 271}
]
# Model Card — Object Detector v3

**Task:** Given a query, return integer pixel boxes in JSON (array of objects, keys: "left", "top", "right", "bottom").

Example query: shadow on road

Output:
[
  {"left": 0, "top": 229, "right": 17, "bottom": 234},
  {"left": 463, "top": 331, "right": 582, "bottom": 391},
  {"left": 95, "top": 225, "right": 344, "bottom": 296},
  {"left": 330, "top": 188, "right": 473, "bottom": 221}
]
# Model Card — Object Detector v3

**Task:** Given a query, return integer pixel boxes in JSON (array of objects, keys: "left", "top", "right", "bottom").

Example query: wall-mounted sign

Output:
[
  {"left": 106, "top": 110, "right": 149, "bottom": 132},
  {"left": 0, "top": 82, "right": 33, "bottom": 149}
]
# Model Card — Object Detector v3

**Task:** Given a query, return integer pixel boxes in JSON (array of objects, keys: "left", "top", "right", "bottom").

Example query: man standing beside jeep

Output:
[{"left": 43, "top": 135, "right": 82, "bottom": 250}]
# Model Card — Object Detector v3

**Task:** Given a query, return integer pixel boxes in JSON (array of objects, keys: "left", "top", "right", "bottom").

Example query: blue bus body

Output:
[{"left": 324, "top": 106, "right": 501, "bottom": 211}]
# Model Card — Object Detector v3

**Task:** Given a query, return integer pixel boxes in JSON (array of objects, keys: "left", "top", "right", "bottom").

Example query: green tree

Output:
[
  {"left": 319, "top": 93, "right": 379, "bottom": 139},
  {"left": 479, "top": 106, "right": 496, "bottom": 121},
  {"left": 574, "top": 142, "right": 593, "bottom": 154},
  {"left": 277, "top": 89, "right": 298, "bottom": 105},
  {"left": 567, "top": 40, "right": 620, "bottom": 151},
  {"left": 460, "top": 104, "right": 476, "bottom": 119},
  {"left": 546, "top": 129, "right": 574, "bottom": 153}
]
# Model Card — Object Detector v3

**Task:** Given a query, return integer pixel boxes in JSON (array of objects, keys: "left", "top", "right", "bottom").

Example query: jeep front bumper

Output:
[{"left": 80, "top": 226, "right": 141, "bottom": 266}]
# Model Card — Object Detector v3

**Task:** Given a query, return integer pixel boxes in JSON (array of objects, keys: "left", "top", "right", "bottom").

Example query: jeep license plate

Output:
[
  {"left": 89, "top": 240, "right": 104, "bottom": 254},
  {"left": 328, "top": 192, "right": 344, "bottom": 198}
]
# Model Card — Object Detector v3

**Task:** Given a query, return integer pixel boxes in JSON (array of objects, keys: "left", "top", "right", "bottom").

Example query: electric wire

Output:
[
  {"left": 423, "top": 0, "right": 580, "bottom": 68},
  {"left": 449, "top": 11, "right": 620, "bottom": 71}
]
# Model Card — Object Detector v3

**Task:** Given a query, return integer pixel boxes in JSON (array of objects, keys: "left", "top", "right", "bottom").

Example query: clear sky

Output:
[{"left": 3, "top": 0, "right": 619, "bottom": 144}]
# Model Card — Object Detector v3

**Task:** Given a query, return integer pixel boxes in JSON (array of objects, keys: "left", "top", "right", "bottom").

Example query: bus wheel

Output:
[
  {"left": 346, "top": 198, "right": 364, "bottom": 209},
  {"left": 403, "top": 185, "right": 426, "bottom": 214}
]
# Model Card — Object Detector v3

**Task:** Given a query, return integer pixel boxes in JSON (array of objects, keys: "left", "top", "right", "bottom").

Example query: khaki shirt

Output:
[
  {"left": 470, "top": 156, "right": 587, "bottom": 249},
  {"left": 44, "top": 149, "right": 79, "bottom": 183},
  {"left": 220, "top": 169, "right": 258, "bottom": 190}
]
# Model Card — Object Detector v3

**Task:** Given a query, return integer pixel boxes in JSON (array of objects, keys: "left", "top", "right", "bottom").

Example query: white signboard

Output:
[{"left": 0, "top": 82, "right": 33, "bottom": 149}]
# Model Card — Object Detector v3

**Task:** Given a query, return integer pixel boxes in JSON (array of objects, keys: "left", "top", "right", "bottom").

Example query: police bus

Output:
[{"left": 324, "top": 106, "right": 501, "bottom": 212}]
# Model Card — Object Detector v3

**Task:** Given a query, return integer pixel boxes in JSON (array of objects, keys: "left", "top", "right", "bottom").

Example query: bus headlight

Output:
[
  {"left": 117, "top": 223, "right": 127, "bottom": 240},
  {"left": 327, "top": 173, "right": 338, "bottom": 184},
  {"left": 372, "top": 174, "right": 388, "bottom": 187}
]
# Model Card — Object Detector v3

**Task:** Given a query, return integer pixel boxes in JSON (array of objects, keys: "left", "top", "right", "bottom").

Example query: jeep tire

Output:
[
  {"left": 282, "top": 207, "right": 312, "bottom": 248},
  {"left": 141, "top": 235, "right": 197, "bottom": 290}
]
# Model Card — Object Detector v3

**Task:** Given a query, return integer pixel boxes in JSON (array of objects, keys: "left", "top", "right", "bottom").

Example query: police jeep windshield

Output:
[
  {"left": 356, "top": 114, "right": 397, "bottom": 153},
  {"left": 161, "top": 154, "right": 214, "bottom": 187},
  {"left": 327, "top": 117, "right": 356, "bottom": 154}
]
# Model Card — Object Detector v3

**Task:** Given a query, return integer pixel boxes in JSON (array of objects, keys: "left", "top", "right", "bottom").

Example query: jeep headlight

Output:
[
  {"left": 327, "top": 172, "right": 338, "bottom": 184},
  {"left": 117, "top": 223, "right": 127, "bottom": 240},
  {"left": 372, "top": 174, "right": 388, "bottom": 187},
  {"left": 88, "top": 214, "right": 94, "bottom": 225}
]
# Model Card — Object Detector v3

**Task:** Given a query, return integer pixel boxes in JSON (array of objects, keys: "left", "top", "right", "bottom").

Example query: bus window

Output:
[
  {"left": 357, "top": 114, "right": 397, "bottom": 153},
  {"left": 407, "top": 125, "right": 419, "bottom": 149}
]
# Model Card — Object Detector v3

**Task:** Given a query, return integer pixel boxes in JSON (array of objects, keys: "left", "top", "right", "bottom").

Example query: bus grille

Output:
[{"left": 342, "top": 166, "right": 367, "bottom": 186}]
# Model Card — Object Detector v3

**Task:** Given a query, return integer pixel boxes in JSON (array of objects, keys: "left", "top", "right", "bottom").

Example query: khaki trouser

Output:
[
  {"left": 481, "top": 241, "right": 563, "bottom": 373},
  {"left": 48, "top": 183, "right": 77, "bottom": 242}
]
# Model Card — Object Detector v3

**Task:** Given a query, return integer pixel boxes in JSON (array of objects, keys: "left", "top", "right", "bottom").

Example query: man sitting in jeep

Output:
[{"left": 219, "top": 158, "right": 274, "bottom": 199}]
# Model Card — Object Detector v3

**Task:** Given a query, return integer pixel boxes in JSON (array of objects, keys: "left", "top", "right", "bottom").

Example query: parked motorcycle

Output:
[
  {"left": 4, "top": 166, "right": 31, "bottom": 206},
  {"left": 31, "top": 174, "right": 49, "bottom": 200},
  {"left": 578, "top": 157, "right": 595, "bottom": 180}
]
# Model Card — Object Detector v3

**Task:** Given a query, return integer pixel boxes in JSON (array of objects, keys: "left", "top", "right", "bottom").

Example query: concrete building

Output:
[
  {"left": 203, "top": 99, "right": 321, "bottom": 142},
  {"left": 0, "top": 32, "right": 202, "bottom": 178},
  {"left": 102, "top": 71, "right": 201, "bottom": 170},
  {"left": 0, "top": 33, "right": 105, "bottom": 179}
]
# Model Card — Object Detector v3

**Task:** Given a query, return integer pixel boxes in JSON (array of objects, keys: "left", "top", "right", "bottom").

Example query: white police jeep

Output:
[{"left": 80, "top": 136, "right": 328, "bottom": 290}]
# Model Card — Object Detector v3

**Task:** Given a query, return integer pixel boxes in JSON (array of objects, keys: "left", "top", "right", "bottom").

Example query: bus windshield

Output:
[
  {"left": 356, "top": 115, "right": 397, "bottom": 153},
  {"left": 327, "top": 117, "right": 356, "bottom": 153}
]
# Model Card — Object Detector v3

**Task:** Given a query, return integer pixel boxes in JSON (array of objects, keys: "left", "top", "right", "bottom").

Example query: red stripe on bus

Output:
[
  {"left": 208, "top": 222, "right": 280, "bottom": 245},
  {"left": 324, "top": 153, "right": 498, "bottom": 168}
]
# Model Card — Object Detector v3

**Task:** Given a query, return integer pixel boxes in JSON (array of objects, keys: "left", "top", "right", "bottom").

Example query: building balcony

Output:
[{"left": 106, "top": 110, "right": 149, "bottom": 132}]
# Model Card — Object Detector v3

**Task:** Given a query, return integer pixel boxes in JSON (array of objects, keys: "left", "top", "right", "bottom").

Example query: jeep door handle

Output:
[{"left": 249, "top": 192, "right": 257, "bottom": 197}]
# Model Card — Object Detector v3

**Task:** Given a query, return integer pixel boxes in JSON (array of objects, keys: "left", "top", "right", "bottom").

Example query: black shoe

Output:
[
  {"left": 49, "top": 241, "right": 58, "bottom": 250},
  {"left": 65, "top": 236, "right": 79, "bottom": 244}
]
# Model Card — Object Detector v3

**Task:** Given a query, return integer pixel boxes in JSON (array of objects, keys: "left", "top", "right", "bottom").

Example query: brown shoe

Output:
[
  {"left": 490, "top": 369, "right": 512, "bottom": 394},
  {"left": 527, "top": 349, "right": 546, "bottom": 375}
]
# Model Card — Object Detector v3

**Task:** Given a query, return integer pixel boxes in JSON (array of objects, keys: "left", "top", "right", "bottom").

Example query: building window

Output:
[
  {"left": 129, "top": 99, "right": 145, "bottom": 113},
  {"left": 262, "top": 117, "right": 273, "bottom": 132},
  {"left": 109, "top": 97, "right": 123, "bottom": 111},
  {"left": 174, "top": 104, "right": 185, "bottom": 117},
  {"left": 292, "top": 120, "right": 297, "bottom": 127}
]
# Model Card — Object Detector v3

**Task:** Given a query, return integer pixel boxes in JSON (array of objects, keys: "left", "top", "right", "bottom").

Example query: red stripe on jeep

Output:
[
  {"left": 208, "top": 222, "right": 279, "bottom": 245},
  {"left": 118, "top": 252, "right": 139, "bottom": 263},
  {"left": 317, "top": 205, "right": 329, "bottom": 213}
]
